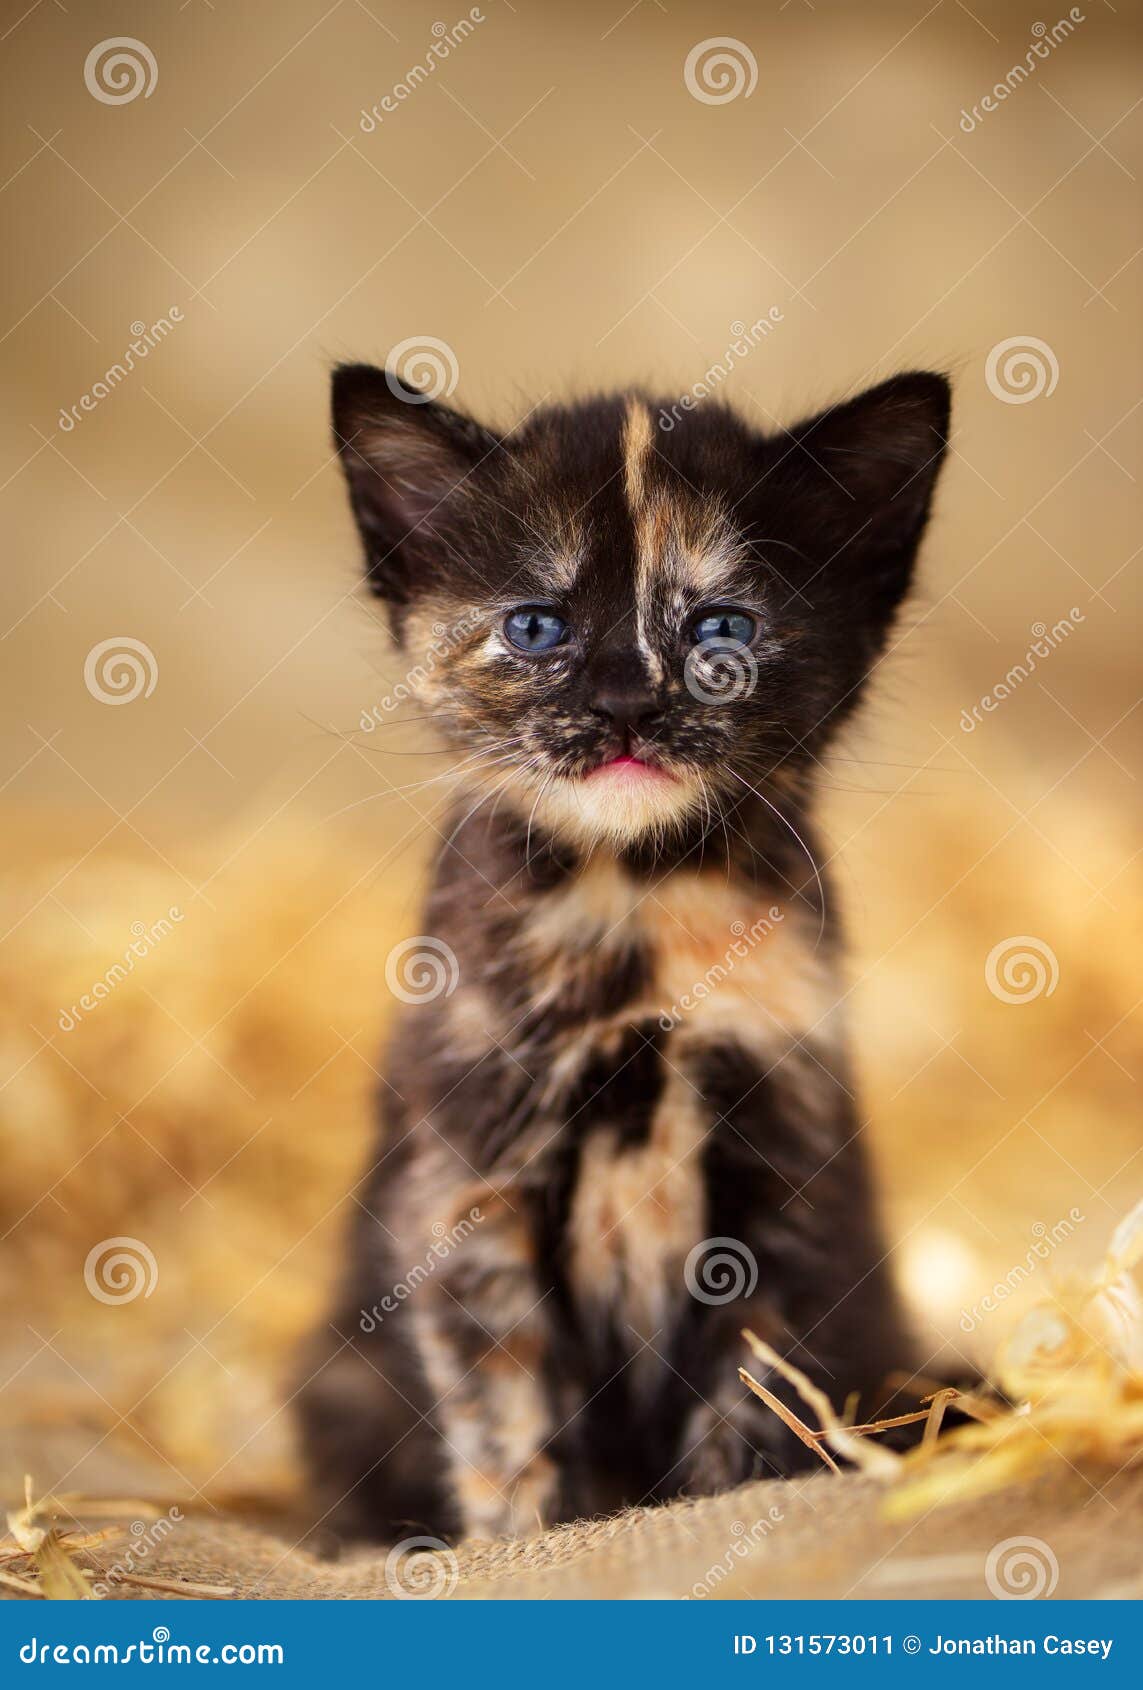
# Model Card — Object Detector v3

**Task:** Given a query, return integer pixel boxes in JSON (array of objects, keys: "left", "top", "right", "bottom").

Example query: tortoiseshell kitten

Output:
[{"left": 297, "top": 361, "right": 952, "bottom": 1542}]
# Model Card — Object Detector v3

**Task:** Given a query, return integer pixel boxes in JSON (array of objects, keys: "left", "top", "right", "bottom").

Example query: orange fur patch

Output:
[{"left": 567, "top": 1071, "right": 707, "bottom": 1350}]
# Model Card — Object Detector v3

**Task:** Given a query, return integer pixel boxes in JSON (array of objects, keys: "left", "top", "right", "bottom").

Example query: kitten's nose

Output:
[{"left": 589, "top": 658, "right": 662, "bottom": 735}]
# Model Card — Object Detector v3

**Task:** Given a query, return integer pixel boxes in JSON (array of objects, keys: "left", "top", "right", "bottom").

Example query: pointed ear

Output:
[
  {"left": 782, "top": 371, "right": 950, "bottom": 623},
  {"left": 331, "top": 363, "right": 500, "bottom": 603}
]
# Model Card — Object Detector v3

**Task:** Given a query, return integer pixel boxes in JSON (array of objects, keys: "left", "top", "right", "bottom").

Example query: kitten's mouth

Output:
[{"left": 582, "top": 751, "right": 677, "bottom": 783}]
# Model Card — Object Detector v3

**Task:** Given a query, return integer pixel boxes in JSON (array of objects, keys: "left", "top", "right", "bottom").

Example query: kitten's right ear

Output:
[{"left": 331, "top": 363, "right": 500, "bottom": 602}]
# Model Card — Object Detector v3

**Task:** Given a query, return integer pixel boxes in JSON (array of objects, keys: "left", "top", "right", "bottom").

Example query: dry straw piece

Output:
[
  {"left": 5, "top": 1479, "right": 103, "bottom": 1600},
  {"left": 739, "top": 1198, "right": 1143, "bottom": 1521},
  {"left": 1, "top": 1478, "right": 234, "bottom": 1600},
  {"left": 885, "top": 1194, "right": 1143, "bottom": 1518}
]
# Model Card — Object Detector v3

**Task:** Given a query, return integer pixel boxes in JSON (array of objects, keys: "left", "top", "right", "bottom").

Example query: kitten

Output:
[{"left": 296, "top": 362, "right": 951, "bottom": 1542}]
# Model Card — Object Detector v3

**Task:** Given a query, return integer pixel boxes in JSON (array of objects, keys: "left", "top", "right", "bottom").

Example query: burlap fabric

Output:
[{"left": 3, "top": 1426, "right": 1141, "bottom": 1600}]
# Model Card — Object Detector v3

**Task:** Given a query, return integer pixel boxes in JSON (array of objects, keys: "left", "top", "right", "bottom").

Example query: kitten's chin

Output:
[{"left": 531, "top": 763, "right": 703, "bottom": 851}]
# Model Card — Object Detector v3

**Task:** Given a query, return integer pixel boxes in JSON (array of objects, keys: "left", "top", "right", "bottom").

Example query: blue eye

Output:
[
  {"left": 504, "top": 607, "right": 569, "bottom": 652},
  {"left": 690, "top": 608, "right": 756, "bottom": 646}
]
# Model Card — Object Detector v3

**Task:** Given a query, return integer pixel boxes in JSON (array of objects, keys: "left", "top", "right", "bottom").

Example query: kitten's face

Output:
[{"left": 334, "top": 368, "right": 949, "bottom": 847}]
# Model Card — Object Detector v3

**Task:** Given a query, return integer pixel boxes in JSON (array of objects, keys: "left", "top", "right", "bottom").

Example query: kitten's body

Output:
[{"left": 297, "top": 373, "right": 951, "bottom": 1541}]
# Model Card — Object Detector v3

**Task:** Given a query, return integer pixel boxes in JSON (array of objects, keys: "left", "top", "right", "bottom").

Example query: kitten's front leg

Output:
[
  {"left": 673, "top": 1308, "right": 810, "bottom": 1497},
  {"left": 412, "top": 1191, "right": 560, "bottom": 1540},
  {"left": 670, "top": 1041, "right": 920, "bottom": 1500}
]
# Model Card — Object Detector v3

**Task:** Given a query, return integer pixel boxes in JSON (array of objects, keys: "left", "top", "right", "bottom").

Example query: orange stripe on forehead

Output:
[
  {"left": 622, "top": 399, "right": 664, "bottom": 673},
  {"left": 619, "top": 401, "right": 750, "bottom": 673},
  {"left": 621, "top": 397, "right": 655, "bottom": 511},
  {"left": 624, "top": 401, "right": 737, "bottom": 602}
]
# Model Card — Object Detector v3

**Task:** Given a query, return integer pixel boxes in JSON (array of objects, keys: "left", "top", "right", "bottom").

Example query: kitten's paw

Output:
[{"left": 675, "top": 1407, "right": 761, "bottom": 1498}]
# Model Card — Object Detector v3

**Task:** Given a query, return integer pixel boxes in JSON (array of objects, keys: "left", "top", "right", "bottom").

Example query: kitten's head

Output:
[{"left": 333, "top": 364, "right": 950, "bottom": 849}]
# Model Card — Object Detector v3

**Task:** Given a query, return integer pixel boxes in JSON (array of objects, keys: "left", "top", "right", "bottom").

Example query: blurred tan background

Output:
[{"left": 0, "top": 0, "right": 1139, "bottom": 1499}]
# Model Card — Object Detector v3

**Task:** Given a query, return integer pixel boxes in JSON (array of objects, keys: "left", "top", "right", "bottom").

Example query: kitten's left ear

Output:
[
  {"left": 783, "top": 371, "right": 951, "bottom": 621},
  {"left": 331, "top": 362, "right": 501, "bottom": 604}
]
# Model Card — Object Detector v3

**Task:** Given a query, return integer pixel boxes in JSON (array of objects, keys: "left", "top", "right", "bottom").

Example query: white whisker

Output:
[{"left": 728, "top": 768, "right": 828, "bottom": 946}]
